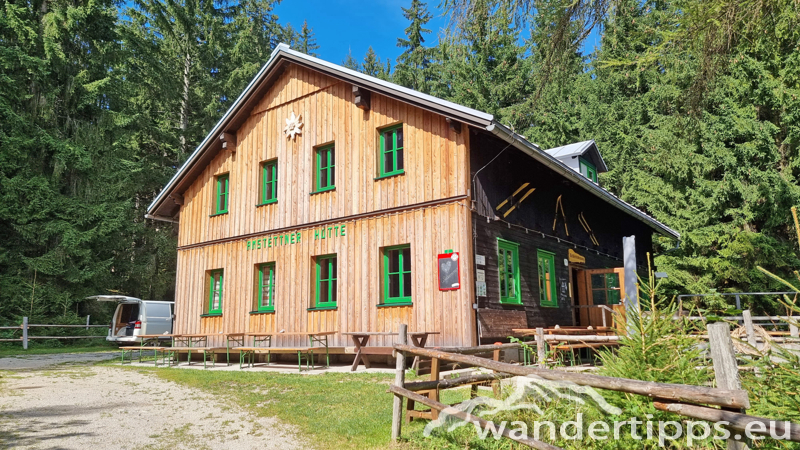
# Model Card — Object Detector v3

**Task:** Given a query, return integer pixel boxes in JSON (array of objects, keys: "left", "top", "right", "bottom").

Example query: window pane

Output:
[
  {"left": 383, "top": 131, "right": 393, "bottom": 150},
  {"left": 388, "top": 250, "right": 399, "bottom": 273},
  {"left": 329, "top": 147, "right": 335, "bottom": 166},
  {"left": 402, "top": 248, "right": 411, "bottom": 271},
  {"left": 500, "top": 272, "right": 507, "bottom": 297},
  {"left": 331, "top": 280, "right": 337, "bottom": 303},
  {"left": 319, "top": 281, "right": 328, "bottom": 304},
  {"left": 593, "top": 289, "right": 607, "bottom": 305},
  {"left": 330, "top": 258, "right": 337, "bottom": 279},
  {"left": 389, "top": 273, "right": 400, "bottom": 298},
  {"left": 403, "top": 272, "right": 412, "bottom": 297},
  {"left": 330, "top": 165, "right": 335, "bottom": 186},
  {"left": 591, "top": 274, "right": 606, "bottom": 289},
  {"left": 506, "top": 251, "right": 514, "bottom": 273},
  {"left": 384, "top": 151, "right": 393, "bottom": 174},
  {"left": 320, "top": 259, "right": 329, "bottom": 280},
  {"left": 265, "top": 184, "right": 273, "bottom": 200},
  {"left": 396, "top": 128, "right": 403, "bottom": 148},
  {"left": 397, "top": 147, "right": 404, "bottom": 171},
  {"left": 320, "top": 169, "right": 328, "bottom": 188}
]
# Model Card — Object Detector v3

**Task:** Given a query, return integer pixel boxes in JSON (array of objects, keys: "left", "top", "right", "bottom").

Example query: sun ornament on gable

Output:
[{"left": 283, "top": 111, "right": 303, "bottom": 140}]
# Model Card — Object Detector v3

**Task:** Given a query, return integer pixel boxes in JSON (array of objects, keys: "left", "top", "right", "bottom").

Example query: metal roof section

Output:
[
  {"left": 544, "top": 140, "right": 609, "bottom": 172},
  {"left": 145, "top": 43, "right": 679, "bottom": 240}
]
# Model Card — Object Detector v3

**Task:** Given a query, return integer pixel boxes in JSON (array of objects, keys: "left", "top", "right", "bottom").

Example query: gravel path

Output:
[{"left": 0, "top": 355, "right": 304, "bottom": 450}]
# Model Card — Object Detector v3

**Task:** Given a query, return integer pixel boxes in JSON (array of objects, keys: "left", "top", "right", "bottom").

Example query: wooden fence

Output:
[
  {"left": 0, "top": 316, "right": 108, "bottom": 349},
  {"left": 389, "top": 323, "right": 800, "bottom": 449}
]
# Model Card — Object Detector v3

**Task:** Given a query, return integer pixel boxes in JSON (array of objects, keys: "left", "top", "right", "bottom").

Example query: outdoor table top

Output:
[
  {"left": 512, "top": 327, "right": 613, "bottom": 335},
  {"left": 138, "top": 334, "right": 174, "bottom": 339},
  {"left": 224, "top": 333, "right": 248, "bottom": 337},
  {"left": 246, "top": 331, "right": 337, "bottom": 337},
  {"left": 342, "top": 331, "right": 439, "bottom": 336}
]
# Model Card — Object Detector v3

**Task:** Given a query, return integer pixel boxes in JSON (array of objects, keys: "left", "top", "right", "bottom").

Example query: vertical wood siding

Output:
[
  {"left": 175, "top": 202, "right": 476, "bottom": 347},
  {"left": 173, "top": 63, "right": 477, "bottom": 347}
]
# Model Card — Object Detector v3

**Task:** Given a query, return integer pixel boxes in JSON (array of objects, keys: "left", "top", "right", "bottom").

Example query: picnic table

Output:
[
  {"left": 165, "top": 334, "right": 221, "bottom": 369},
  {"left": 119, "top": 333, "right": 173, "bottom": 365},
  {"left": 342, "top": 331, "right": 439, "bottom": 371},
  {"left": 512, "top": 327, "right": 618, "bottom": 365},
  {"left": 235, "top": 331, "right": 336, "bottom": 371}
]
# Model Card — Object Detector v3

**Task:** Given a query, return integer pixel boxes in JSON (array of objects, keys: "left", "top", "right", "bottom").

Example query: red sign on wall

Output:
[{"left": 438, "top": 252, "right": 461, "bottom": 291}]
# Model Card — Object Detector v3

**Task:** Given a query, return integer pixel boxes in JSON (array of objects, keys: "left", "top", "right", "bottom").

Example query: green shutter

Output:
[
  {"left": 383, "top": 245, "right": 412, "bottom": 304},
  {"left": 497, "top": 239, "right": 521, "bottom": 304},
  {"left": 537, "top": 250, "right": 558, "bottom": 307},
  {"left": 378, "top": 124, "right": 404, "bottom": 177},
  {"left": 208, "top": 270, "right": 223, "bottom": 314}
]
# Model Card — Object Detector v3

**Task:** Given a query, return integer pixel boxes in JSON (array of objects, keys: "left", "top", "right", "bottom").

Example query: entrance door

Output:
[{"left": 575, "top": 268, "right": 625, "bottom": 328}]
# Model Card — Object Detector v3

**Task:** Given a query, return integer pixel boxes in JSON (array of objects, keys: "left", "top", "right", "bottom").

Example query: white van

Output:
[{"left": 89, "top": 295, "right": 174, "bottom": 344}]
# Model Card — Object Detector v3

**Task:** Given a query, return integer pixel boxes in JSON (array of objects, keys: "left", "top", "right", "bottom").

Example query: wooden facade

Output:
[
  {"left": 173, "top": 64, "right": 477, "bottom": 347},
  {"left": 149, "top": 46, "right": 678, "bottom": 350}
]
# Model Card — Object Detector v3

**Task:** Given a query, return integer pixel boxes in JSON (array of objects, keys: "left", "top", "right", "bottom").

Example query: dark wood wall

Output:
[
  {"left": 470, "top": 130, "right": 653, "bottom": 263},
  {"left": 469, "top": 130, "right": 657, "bottom": 333}
]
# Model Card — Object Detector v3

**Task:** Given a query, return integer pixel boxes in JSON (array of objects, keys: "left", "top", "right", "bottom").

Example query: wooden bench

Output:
[
  {"left": 235, "top": 347, "right": 327, "bottom": 372},
  {"left": 165, "top": 346, "right": 227, "bottom": 369}
]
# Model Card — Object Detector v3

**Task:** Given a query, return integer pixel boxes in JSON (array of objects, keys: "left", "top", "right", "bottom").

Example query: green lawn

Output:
[{"left": 136, "top": 367, "right": 476, "bottom": 450}]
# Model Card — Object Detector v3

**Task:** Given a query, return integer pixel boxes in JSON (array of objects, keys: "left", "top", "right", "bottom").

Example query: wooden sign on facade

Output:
[
  {"left": 568, "top": 248, "right": 586, "bottom": 264},
  {"left": 438, "top": 252, "right": 461, "bottom": 291}
]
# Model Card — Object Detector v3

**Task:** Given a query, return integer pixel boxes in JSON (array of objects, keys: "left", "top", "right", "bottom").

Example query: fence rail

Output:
[
  {"left": 389, "top": 322, "right": 800, "bottom": 449},
  {"left": 1, "top": 316, "right": 107, "bottom": 349}
]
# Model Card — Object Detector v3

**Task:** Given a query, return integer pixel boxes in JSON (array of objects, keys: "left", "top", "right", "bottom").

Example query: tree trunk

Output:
[{"left": 180, "top": 49, "right": 192, "bottom": 157}]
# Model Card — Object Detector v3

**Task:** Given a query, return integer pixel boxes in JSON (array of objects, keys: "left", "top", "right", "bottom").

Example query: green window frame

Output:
[
  {"left": 378, "top": 124, "right": 404, "bottom": 177},
  {"left": 314, "top": 144, "right": 335, "bottom": 192},
  {"left": 382, "top": 245, "right": 412, "bottom": 304},
  {"left": 579, "top": 158, "right": 597, "bottom": 183},
  {"left": 260, "top": 160, "right": 278, "bottom": 205},
  {"left": 314, "top": 255, "right": 337, "bottom": 308},
  {"left": 257, "top": 263, "right": 276, "bottom": 312},
  {"left": 208, "top": 269, "right": 224, "bottom": 315},
  {"left": 537, "top": 250, "right": 558, "bottom": 307},
  {"left": 498, "top": 239, "right": 521, "bottom": 304},
  {"left": 214, "top": 173, "right": 229, "bottom": 214}
]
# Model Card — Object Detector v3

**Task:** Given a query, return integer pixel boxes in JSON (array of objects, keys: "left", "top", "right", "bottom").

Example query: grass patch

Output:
[
  {"left": 0, "top": 342, "right": 118, "bottom": 357},
  {"left": 137, "top": 367, "right": 453, "bottom": 449}
]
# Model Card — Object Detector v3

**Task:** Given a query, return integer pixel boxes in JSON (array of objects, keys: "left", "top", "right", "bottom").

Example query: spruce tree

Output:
[
  {"left": 394, "top": 0, "right": 432, "bottom": 92},
  {"left": 298, "top": 20, "right": 319, "bottom": 56}
]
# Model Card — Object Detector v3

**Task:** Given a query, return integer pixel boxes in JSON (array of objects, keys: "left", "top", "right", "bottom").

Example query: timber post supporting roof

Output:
[{"left": 146, "top": 43, "right": 680, "bottom": 240}]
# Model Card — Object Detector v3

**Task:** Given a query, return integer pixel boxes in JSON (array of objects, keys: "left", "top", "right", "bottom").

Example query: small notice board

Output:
[{"left": 438, "top": 252, "right": 461, "bottom": 291}]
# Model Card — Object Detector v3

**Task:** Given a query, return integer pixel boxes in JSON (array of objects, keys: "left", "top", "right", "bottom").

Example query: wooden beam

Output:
[
  {"left": 394, "top": 344, "right": 751, "bottom": 409},
  {"left": 402, "top": 372, "right": 514, "bottom": 392},
  {"left": 352, "top": 85, "right": 370, "bottom": 110},
  {"left": 654, "top": 402, "right": 800, "bottom": 442},
  {"left": 170, "top": 193, "right": 184, "bottom": 206},
  {"left": 446, "top": 117, "right": 462, "bottom": 134},
  {"left": 219, "top": 132, "right": 237, "bottom": 152},
  {"left": 391, "top": 324, "right": 408, "bottom": 442},
  {"left": 389, "top": 385, "right": 564, "bottom": 450}
]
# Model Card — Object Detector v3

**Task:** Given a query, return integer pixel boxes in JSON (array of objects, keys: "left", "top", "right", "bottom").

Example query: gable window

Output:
[
  {"left": 260, "top": 160, "right": 278, "bottom": 205},
  {"left": 214, "top": 174, "right": 229, "bottom": 215},
  {"left": 256, "top": 263, "right": 276, "bottom": 312},
  {"left": 579, "top": 159, "right": 597, "bottom": 183},
  {"left": 313, "top": 255, "right": 337, "bottom": 309},
  {"left": 382, "top": 245, "right": 412, "bottom": 305},
  {"left": 207, "top": 269, "right": 224, "bottom": 315},
  {"left": 537, "top": 250, "right": 558, "bottom": 307},
  {"left": 379, "top": 124, "right": 404, "bottom": 177},
  {"left": 497, "top": 239, "right": 521, "bottom": 304},
  {"left": 314, "top": 144, "right": 335, "bottom": 192}
]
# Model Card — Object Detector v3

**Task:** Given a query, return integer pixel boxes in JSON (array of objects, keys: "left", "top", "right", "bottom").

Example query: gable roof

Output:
[
  {"left": 544, "top": 140, "right": 609, "bottom": 172},
  {"left": 146, "top": 43, "right": 679, "bottom": 240}
]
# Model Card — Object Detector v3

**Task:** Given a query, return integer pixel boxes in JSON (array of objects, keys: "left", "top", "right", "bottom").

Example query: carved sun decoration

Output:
[{"left": 284, "top": 111, "right": 303, "bottom": 140}]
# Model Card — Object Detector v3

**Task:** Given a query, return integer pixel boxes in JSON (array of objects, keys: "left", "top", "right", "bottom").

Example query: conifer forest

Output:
[{"left": 1, "top": 0, "right": 799, "bottom": 325}]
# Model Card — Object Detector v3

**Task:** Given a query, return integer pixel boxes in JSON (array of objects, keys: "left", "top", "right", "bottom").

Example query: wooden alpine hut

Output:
[{"left": 145, "top": 43, "right": 679, "bottom": 351}]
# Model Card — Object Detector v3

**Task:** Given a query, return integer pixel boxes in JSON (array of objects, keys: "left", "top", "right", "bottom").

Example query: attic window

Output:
[{"left": 579, "top": 158, "right": 598, "bottom": 183}]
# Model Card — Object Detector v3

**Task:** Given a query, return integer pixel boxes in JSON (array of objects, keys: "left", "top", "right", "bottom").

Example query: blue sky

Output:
[
  {"left": 274, "top": 0, "right": 451, "bottom": 65},
  {"left": 274, "top": 0, "right": 601, "bottom": 66}
]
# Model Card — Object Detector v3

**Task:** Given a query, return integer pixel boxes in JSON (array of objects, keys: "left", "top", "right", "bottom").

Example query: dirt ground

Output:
[{"left": 0, "top": 353, "right": 305, "bottom": 450}]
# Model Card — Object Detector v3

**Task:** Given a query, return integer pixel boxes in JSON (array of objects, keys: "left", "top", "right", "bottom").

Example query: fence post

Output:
[
  {"left": 536, "top": 327, "right": 546, "bottom": 368},
  {"left": 86, "top": 315, "right": 90, "bottom": 330},
  {"left": 708, "top": 322, "right": 749, "bottom": 450},
  {"left": 742, "top": 310, "right": 756, "bottom": 349},
  {"left": 22, "top": 317, "right": 28, "bottom": 350},
  {"left": 391, "top": 323, "right": 408, "bottom": 442}
]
